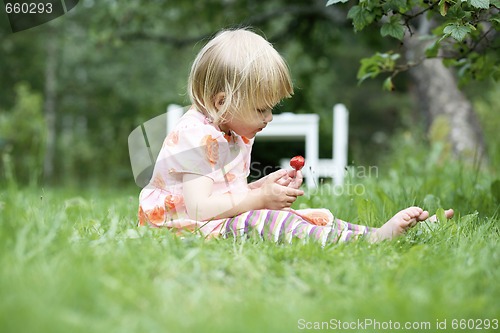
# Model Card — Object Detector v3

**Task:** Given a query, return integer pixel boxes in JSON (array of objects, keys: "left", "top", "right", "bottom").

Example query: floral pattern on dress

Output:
[
  {"left": 165, "top": 130, "right": 179, "bottom": 147},
  {"left": 224, "top": 172, "right": 236, "bottom": 183},
  {"left": 201, "top": 134, "right": 219, "bottom": 169},
  {"left": 151, "top": 173, "right": 166, "bottom": 190},
  {"left": 165, "top": 194, "right": 184, "bottom": 217},
  {"left": 145, "top": 205, "right": 166, "bottom": 226}
]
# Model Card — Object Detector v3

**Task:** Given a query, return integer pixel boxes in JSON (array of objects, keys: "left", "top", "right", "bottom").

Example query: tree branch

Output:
[{"left": 118, "top": 4, "right": 346, "bottom": 47}]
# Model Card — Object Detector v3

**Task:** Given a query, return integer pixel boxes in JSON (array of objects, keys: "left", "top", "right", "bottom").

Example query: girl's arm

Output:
[{"left": 183, "top": 170, "right": 304, "bottom": 221}]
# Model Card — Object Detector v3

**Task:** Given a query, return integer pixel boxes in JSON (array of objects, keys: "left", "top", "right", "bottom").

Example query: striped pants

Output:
[{"left": 221, "top": 210, "right": 375, "bottom": 246}]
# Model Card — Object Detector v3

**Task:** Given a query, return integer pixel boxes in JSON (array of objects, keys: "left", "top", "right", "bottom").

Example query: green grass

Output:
[{"left": 1, "top": 141, "right": 499, "bottom": 333}]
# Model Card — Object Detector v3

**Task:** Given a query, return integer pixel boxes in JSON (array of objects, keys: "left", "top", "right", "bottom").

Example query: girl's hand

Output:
[
  {"left": 275, "top": 169, "right": 303, "bottom": 189},
  {"left": 249, "top": 169, "right": 303, "bottom": 190},
  {"left": 287, "top": 169, "right": 303, "bottom": 189},
  {"left": 248, "top": 169, "right": 291, "bottom": 189},
  {"left": 256, "top": 170, "right": 304, "bottom": 210},
  {"left": 274, "top": 170, "right": 292, "bottom": 186}
]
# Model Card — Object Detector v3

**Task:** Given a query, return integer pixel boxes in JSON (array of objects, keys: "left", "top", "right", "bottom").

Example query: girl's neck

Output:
[
  {"left": 218, "top": 123, "right": 231, "bottom": 136},
  {"left": 193, "top": 106, "right": 232, "bottom": 137}
]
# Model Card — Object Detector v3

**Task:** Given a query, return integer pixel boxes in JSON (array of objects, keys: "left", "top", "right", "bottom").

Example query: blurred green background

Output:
[{"left": 0, "top": 0, "right": 498, "bottom": 187}]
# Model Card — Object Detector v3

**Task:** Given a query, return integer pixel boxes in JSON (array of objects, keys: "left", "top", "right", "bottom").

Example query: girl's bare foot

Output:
[{"left": 370, "top": 207, "right": 454, "bottom": 242}]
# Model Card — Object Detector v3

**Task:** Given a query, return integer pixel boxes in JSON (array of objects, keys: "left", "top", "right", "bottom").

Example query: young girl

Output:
[{"left": 138, "top": 28, "right": 453, "bottom": 245}]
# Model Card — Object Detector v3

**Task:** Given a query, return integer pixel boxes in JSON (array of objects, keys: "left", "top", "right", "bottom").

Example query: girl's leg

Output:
[
  {"left": 331, "top": 218, "right": 376, "bottom": 243},
  {"left": 222, "top": 210, "right": 374, "bottom": 246},
  {"left": 220, "top": 207, "right": 454, "bottom": 244}
]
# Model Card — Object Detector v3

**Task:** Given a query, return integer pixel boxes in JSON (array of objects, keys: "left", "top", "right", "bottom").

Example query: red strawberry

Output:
[{"left": 290, "top": 155, "right": 305, "bottom": 171}]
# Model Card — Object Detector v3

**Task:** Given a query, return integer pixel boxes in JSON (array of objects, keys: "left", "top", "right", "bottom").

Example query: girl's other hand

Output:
[
  {"left": 274, "top": 169, "right": 302, "bottom": 189},
  {"left": 257, "top": 170, "right": 304, "bottom": 210},
  {"left": 274, "top": 169, "right": 292, "bottom": 186},
  {"left": 287, "top": 169, "right": 303, "bottom": 189}
]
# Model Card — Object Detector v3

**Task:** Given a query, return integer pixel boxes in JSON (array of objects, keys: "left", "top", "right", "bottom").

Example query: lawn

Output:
[{"left": 0, "top": 142, "right": 499, "bottom": 333}]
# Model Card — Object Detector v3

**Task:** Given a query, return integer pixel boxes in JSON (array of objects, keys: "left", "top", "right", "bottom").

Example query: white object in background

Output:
[
  {"left": 257, "top": 112, "right": 319, "bottom": 188},
  {"left": 333, "top": 103, "right": 349, "bottom": 185},
  {"left": 167, "top": 104, "right": 185, "bottom": 134},
  {"left": 315, "top": 104, "right": 349, "bottom": 186}
]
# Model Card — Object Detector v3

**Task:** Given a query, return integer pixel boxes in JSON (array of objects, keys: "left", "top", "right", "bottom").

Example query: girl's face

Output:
[
  {"left": 222, "top": 107, "right": 273, "bottom": 139},
  {"left": 214, "top": 93, "right": 274, "bottom": 139}
]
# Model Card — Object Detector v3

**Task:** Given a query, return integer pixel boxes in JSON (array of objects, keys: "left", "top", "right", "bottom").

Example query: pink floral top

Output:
[{"left": 138, "top": 108, "right": 254, "bottom": 235}]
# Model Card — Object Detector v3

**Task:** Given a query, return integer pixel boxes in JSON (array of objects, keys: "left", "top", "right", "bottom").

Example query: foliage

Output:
[
  {"left": 327, "top": 0, "right": 500, "bottom": 89},
  {"left": 0, "top": 83, "right": 46, "bottom": 185},
  {"left": 1, "top": 139, "right": 499, "bottom": 332}
]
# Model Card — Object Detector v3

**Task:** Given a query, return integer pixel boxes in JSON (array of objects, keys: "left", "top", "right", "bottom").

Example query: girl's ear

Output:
[{"left": 214, "top": 92, "right": 225, "bottom": 111}]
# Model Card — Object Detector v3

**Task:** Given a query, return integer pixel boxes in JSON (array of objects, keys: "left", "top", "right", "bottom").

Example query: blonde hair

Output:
[{"left": 188, "top": 28, "right": 293, "bottom": 125}]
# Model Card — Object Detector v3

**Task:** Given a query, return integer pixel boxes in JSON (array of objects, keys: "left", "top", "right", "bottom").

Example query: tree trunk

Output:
[
  {"left": 405, "top": 29, "right": 487, "bottom": 165},
  {"left": 43, "top": 33, "right": 58, "bottom": 181}
]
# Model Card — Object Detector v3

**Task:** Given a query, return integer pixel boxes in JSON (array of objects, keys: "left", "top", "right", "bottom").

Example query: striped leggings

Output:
[{"left": 221, "top": 210, "right": 375, "bottom": 246}]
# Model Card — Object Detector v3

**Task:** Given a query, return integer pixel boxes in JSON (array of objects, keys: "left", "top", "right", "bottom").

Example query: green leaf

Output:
[
  {"left": 491, "top": 0, "right": 500, "bottom": 8},
  {"left": 423, "top": 194, "right": 441, "bottom": 213},
  {"left": 383, "top": 0, "right": 409, "bottom": 11},
  {"left": 347, "top": 5, "right": 375, "bottom": 31},
  {"left": 439, "top": 0, "right": 450, "bottom": 16},
  {"left": 326, "top": 0, "right": 349, "bottom": 5},
  {"left": 425, "top": 40, "right": 440, "bottom": 57},
  {"left": 443, "top": 23, "right": 471, "bottom": 41},
  {"left": 469, "top": 0, "right": 490, "bottom": 8},
  {"left": 447, "top": 3, "right": 471, "bottom": 20},
  {"left": 358, "top": 57, "right": 381, "bottom": 83},
  {"left": 436, "top": 208, "right": 447, "bottom": 223},
  {"left": 357, "top": 52, "right": 400, "bottom": 84},
  {"left": 383, "top": 77, "right": 395, "bottom": 91},
  {"left": 490, "top": 17, "right": 500, "bottom": 27},
  {"left": 380, "top": 18, "right": 405, "bottom": 40}
]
